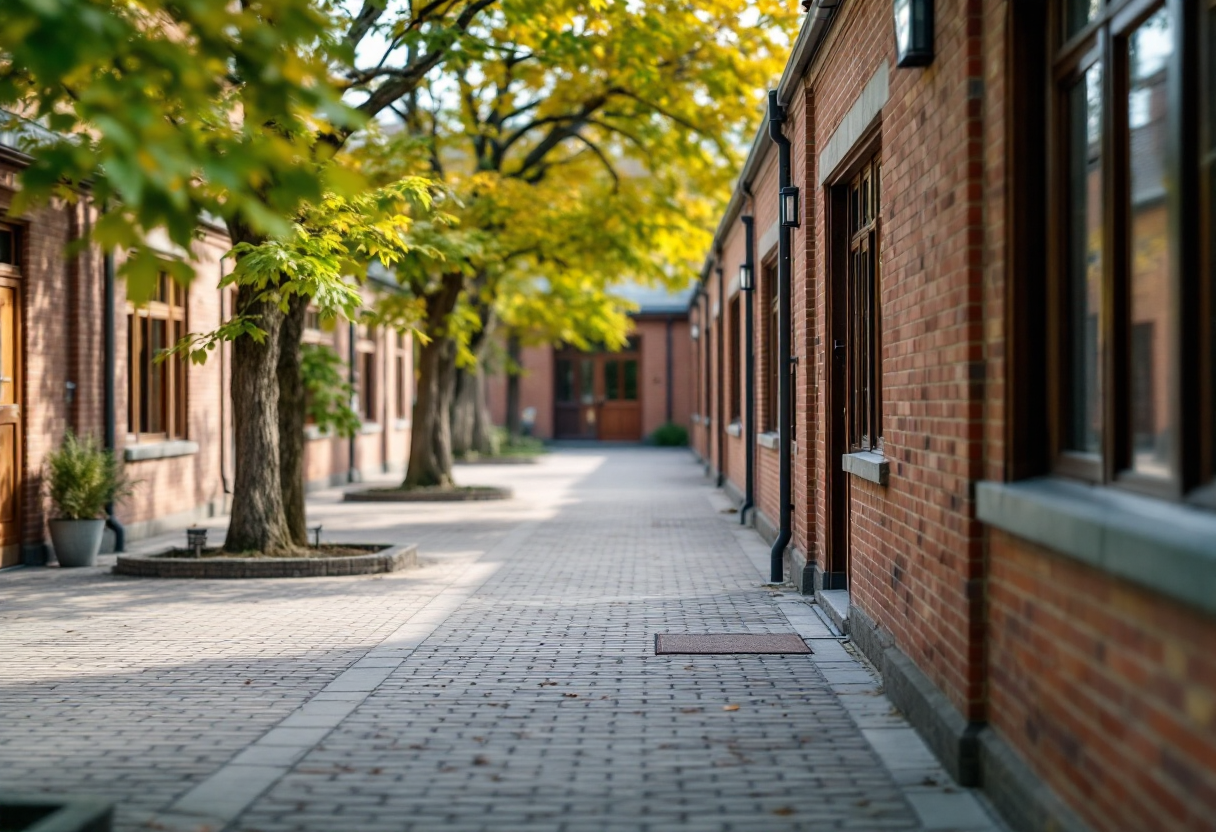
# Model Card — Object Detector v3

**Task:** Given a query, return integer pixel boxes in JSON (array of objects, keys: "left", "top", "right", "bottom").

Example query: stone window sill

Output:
[
  {"left": 843, "top": 451, "right": 889, "bottom": 486},
  {"left": 757, "top": 432, "right": 779, "bottom": 450},
  {"left": 124, "top": 440, "right": 199, "bottom": 462},
  {"left": 393, "top": 418, "right": 410, "bottom": 431},
  {"left": 360, "top": 422, "right": 383, "bottom": 435},
  {"left": 977, "top": 477, "right": 1216, "bottom": 617},
  {"left": 304, "top": 425, "right": 331, "bottom": 441},
  {"left": 726, "top": 422, "right": 742, "bottom": 438}
]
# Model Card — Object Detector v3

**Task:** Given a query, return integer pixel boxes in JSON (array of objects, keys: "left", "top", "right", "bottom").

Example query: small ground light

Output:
[
  {"left": 186, "top": 527, "right": 207, "bottom": 558},
  {"left": 309, "top": 525, "right": 323, "bottom": 548}
]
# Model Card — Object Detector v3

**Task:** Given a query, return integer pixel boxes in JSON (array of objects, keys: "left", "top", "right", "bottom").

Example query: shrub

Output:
[
  {"left": 46, "top": 431, "right": 132, "bottom": 520},
  {"left": 650, "top": 422, "right": 689, "bottom": 447}
]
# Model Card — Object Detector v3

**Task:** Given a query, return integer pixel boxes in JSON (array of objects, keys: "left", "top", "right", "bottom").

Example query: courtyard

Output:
[{"left": 0, "top": 449, "right": 1004, "bottom": 832}]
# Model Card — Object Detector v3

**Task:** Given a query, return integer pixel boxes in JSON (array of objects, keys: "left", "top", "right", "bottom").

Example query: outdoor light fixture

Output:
[
  {"left": 691, "top": 324, "right": 700, "bottom": 340},
  {"left": 780, "top": 186, "right": 800, "bottom": 228},
  {"left": 739, "top": 263, "right": 754, "bottom": 292},
  {"left": 894, "top": 0, "right": 934, "bottom": 68}
]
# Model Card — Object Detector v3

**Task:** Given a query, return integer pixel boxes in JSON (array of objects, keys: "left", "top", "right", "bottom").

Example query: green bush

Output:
[
  {"left": 46, "top": 431, "right": 132, "bottom": 520},
  {"left": 649, "top": 422, "right": 689, "bottom": 447}
]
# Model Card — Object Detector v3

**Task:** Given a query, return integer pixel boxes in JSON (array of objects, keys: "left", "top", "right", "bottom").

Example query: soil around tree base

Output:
[
  {"left": 343, "top": 486, "right": 512, "bottom": 503},
  {"left": 113, "top": 543, "right": 417, "bottom": 579}
]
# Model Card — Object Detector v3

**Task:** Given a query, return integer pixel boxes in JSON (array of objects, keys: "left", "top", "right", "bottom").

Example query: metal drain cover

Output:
[{"left": 654, "top": 634, "right": 811, "bottom": 655}]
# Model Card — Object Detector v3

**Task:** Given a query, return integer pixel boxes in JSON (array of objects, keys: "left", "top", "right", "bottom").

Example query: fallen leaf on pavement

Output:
[
  {"left": 773, "top": 806, "right": 796, "bottom": 816},
  {"left": 722, "top": 704, "right": 740, "bottom": 712}
]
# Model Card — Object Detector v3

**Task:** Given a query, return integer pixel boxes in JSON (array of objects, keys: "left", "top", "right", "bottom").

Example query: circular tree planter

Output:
[
  {"left": 113, "top": 543, "right": 417, "bottom": 579},
  {"left": 344, "top": 486, "right": 511, "bottom": 503}
]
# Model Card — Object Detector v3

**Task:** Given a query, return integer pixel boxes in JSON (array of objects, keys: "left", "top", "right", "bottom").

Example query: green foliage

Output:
[
  {"left": 649, "top": 422, "right": 689, "bottom": 448},
  {"left": 45, "top": 431, "right": 133, "bottom": 520},
  {"left": 301, "top": 344, "right": 361, "bottom": 440},
  {"left": 1, "top": 0, "right": 360, "bottom": 298}
]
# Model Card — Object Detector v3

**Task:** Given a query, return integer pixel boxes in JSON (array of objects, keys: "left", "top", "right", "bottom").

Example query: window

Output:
[
  {"left": 0, "top": 227, "right": 16, "bottom": 266},
  {"left": 764, "top": 262, "right": 779, "bottom": 432},
  {"left": 1048, "top": 0, "right": 1212, "bottom": 499},
  {"left": 128, "top": 274, "right": 187, "bottom": 440},
  {"left": 848, "top": 157, "right": 882, "bottom": 452},
  {"left": 729, "top": 296, "right": 742, "bottom": 422},
  {"left": 355, "top": 325, "right": 376, "bottom": 422}
]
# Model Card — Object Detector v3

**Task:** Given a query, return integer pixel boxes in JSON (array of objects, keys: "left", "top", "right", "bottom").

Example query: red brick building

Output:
[
  {"left": 694, "top": 2, "right": 1216, "bottom": 831},
  {"left": 486, "top": 284, "right": 694, "bottom": 442},
  {"left": 0, "top": 129, "right": 414, "bottom": 564}
]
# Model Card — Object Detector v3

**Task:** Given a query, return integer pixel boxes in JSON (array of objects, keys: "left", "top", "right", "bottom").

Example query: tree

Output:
[{"left": 391, "top": 0, "right": 796, "bottom": 487}]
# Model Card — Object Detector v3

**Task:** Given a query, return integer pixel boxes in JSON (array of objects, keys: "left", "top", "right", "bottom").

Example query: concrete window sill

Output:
[
  {"left": 124, "top": 440, "right": 199, "bottom": 462},
  {"left": 977, "top": 477, "right": 1216, "bottom": 617},
  {"left": 393, "top": 418, "right": 410, "bottom": 431},
  {"left": 757, "top": 432, "right": 779, "bottom": 450},
  {"left": 842, "top": 451, "right": 889, "bottom": 486},
  {"left": 726, "top": 422, "right": 742, "bottom": 438},
  {"left": 304, "top": 425, "right": 332, "bottom": 442},
  {"left": 360, "top": 422, "right": 383, "bottom": 435}
]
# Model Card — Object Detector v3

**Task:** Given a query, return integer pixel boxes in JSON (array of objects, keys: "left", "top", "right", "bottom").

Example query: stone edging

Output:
[
  {"left": 344, "top": 487, "right": 511, "bottom": 503},
  {"left": 454, "top": 456, "right": 539, "bottom": 466},
  {"left": 113, "top": 544, "right": 417, "bottom": 579}
]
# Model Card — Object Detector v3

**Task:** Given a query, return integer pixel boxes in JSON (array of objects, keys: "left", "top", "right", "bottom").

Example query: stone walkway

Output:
[{"left": 0, "top": 449, "right": 1006, "bottom": 832}]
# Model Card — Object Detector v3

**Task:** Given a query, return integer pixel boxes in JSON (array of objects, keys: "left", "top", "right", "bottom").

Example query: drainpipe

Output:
[
  {"left": 102, "top": 239, "right": 125, "bottom": 552},
  {"left": 348, "top": 321, "right": 357, "bottom": 483},
  {"left": 768, "top": 89, "right": 792, "bottom": 584},
  {"left": 699, "top": 285, "right": 711, "bottom": 469},
  {"left": 740, "top": 208, "right": 756, "bottom": 526},
  {"left": 218, "top": 269, "right": 231, "bottom": 496},
  {"left": 715, "top": 262, "right": 725, "bottom": 487}
]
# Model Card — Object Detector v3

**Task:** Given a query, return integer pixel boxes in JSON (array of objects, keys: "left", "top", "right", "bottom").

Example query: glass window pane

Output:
[
  {"left": 1065, "top": 63, "right": 1104, "bottom": 455},
  {"left": 149, "top": 319, "right": 167, "bottom": 434},
  {"left": 580, "top": 359, "right": 594, "bottom": 404},
  {"left": 556, "top": 359, "right": 574, "bottom": 402},
  {"left": 0, "top": 230, "right": 12, "bottom": 265},
  {"left": 605, "top": 360, "right": 619, "bottom": 401},
  {"left": 173, "top": 320, "right": 186, "bottom": 438},
  {"left": 1066, "top": 0, "right": 1100, "bottom": 38},
  {"left": 624, "top": 360, "right": 638, "bottom": 401},
  {"left": 1127, "top": 7, "right": 1175, "bottom": 478}
]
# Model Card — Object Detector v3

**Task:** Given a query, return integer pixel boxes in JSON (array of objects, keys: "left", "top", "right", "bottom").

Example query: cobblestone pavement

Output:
[{"left": 0, "top": 449, "right": 1006, "bottom": 832}]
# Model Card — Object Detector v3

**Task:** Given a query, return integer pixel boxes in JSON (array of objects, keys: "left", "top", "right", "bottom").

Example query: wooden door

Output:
[
  {"left": 0, "top": 281, "right": 22, "bottom": 567},
  {"left": 599, "top": 356, "right": 642, "bottom": 441},
  {"left": 554, "top": 356, "right": 598, "bottom": 439}
]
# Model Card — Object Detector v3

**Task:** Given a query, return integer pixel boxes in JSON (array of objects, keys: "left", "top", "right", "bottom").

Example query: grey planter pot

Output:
[{"left": 48, "top": 519, "right": 106, "bottom": 568}]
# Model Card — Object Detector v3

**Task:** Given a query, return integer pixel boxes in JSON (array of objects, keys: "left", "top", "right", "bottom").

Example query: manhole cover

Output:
[{"left": 654, "top": 634, "right": 811, "bottom": 655}]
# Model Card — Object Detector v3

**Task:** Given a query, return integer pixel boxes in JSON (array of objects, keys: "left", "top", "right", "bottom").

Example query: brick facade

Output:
[
  {"left": 0, "top": 157, "right": 413, "bottom": 557},
  {"left": 694, "top": 2, "right": 1216, "bottom": 831}
]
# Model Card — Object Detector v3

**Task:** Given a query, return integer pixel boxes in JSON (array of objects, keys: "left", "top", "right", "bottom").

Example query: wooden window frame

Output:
[
  {"left": 127, "top": 274, "right": 188, "bottom": 442},
  {"left": 355, "top": 326, "right": 377, "bottom": 423},
  {"left": 847, "top": 156, "right": 883, "bottom": 454},
  {"left": 1043, "top": 0, "right": 1211, "bottom": 504}
]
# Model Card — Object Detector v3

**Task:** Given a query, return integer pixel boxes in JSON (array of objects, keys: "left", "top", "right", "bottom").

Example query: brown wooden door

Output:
[
  {"left": 599, "top": 356, "right": 641, "bottom": 441},
  {"left": 554, "top": 356, "right": 598, "bottom": 439},
  {"left": 0, "top": 281, "right": 22, "bottom": 567}
]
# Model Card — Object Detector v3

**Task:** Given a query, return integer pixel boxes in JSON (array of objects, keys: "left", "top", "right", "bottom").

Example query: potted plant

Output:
[{"left": 45, "top": 432, "right": 131, "bottom": 568}]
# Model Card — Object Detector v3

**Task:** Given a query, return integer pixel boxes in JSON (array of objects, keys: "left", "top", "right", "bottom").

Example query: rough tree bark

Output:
[
  {"left": 277, "top": 295, "right": 310, "bottom": 547},
  {"left": 224, "top": 279, "right": 293, "bottom": 554},
  {"left": 451, "top": 313, "right": 497, "bottom": 457},
  {"left": 505, "top": 331, "right": 522, "bottom": 438},
  {"left": 404, "top": 273, "right": 465, "bottom": 488}
]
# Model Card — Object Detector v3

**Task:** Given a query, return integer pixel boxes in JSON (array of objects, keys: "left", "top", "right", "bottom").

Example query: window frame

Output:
[
  {"left": 355, "top": 325, "right": 377, "bottom": 423},
  {"left": 1046, "top": 0, "right": 1210, "bottom": 503},
  {"left": 846, "top": 155, "right": 883, "bottom": 454},
  {"left": 127, "top": 274, "right": 188, "bottom": 442}
]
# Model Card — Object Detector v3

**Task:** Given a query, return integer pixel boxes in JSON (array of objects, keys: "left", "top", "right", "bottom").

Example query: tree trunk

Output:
[
  {"left": 403, "top": 273, "right": 464, "bottom": 488},
  {"left": 225, "top": 283, "right": 293, "bottom": 554},
  {"left": 506, "top": 332, "right": 522, "bottom": 438},
  {"left": 278, "top": 295, "right": 309, "bottom": 547},
  {"left": 451, "top": 313, "right": 497, "bottom": 457}
]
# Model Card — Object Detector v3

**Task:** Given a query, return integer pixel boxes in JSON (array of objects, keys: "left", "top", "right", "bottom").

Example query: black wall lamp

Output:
[
  {"left": 780, "top": 186, "right": 800, "bottom": 228},
  {"left": 894, "top": 0, "right": 934, "bottom": 68},
  {"left": 739, "top": 262, "right": 754, "bottom": 292}
]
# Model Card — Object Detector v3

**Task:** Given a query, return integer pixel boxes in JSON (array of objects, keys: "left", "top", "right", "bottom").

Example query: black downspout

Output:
[
  {"left": 740, "top": 211, "right": 756, "bottom": 526},
  {"left": 715, "top": 263, "right": 725, "bottom": 487},
  {"left": 102, "top": 243, "right": 125, "bottom": 552},
  {"left": 768, "top": 90, "right": 792, "bottom": 584},
  {"left": 348, "top": 321, "right": 357, "bottom": 483},
  {"left": 700, "top": 286, "right": 711, "bottom": 469},
  {"left": 664, "top": 317, "right": 673, "bottom": 423}
]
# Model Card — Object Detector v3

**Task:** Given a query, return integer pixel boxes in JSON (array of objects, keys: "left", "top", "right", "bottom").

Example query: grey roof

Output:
[{"left": 614, "top": 282, "right": 696, "bottom": 315}]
